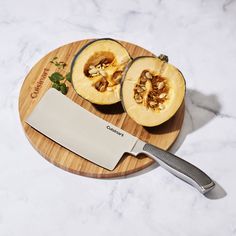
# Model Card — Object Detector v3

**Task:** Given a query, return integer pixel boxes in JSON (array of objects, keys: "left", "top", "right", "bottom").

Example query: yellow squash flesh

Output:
[
  {"left": 121, "top": 56, "right": 185, "bottom": 127},
  {"left": 71, "top": 39, "right": 131, "bottom": 105}
]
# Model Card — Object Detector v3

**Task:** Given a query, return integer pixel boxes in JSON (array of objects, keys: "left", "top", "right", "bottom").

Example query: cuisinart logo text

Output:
[{"left": 106, "top": 125, "right": 124, "bottom": 137}]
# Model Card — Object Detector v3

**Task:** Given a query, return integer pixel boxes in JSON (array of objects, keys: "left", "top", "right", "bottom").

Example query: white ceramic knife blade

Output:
[{"left": 26, "top": 88, "right": 215, "bottom": 194}]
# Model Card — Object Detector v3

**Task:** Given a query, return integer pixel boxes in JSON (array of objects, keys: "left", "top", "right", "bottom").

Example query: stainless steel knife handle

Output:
[{"left": 142, "top": 143, "right": 215, "bottom": 194}]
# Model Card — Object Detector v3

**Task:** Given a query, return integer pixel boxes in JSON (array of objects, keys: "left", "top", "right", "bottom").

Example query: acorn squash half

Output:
[
  {"left": 121, "top": 55, "right": 185, "bottom": 127},
  {"left": 71, "top": 38, "right": 131, "bottom": 105}
]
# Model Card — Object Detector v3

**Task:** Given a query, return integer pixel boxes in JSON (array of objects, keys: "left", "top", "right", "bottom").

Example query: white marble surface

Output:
[{"left": 1, "top": 0, "right": 236, "bottom": 235}]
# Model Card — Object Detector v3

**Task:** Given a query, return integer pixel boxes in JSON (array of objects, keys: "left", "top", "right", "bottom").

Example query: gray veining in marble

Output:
[{"left": 0, "top": 0, "right": 236, "bottom": 235}]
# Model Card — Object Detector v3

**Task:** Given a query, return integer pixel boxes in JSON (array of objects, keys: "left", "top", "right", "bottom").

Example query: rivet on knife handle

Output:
[{"left": 131, "top": 140, "right": 215, "bottom": 194}]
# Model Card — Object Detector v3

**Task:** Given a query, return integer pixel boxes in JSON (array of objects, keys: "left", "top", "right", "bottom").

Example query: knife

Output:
[{"left": 26, "top": 89, "right": 215, "bottom": 194}]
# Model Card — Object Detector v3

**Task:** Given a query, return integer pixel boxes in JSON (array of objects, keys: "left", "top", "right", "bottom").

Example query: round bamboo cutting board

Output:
[{"left": 18, "top": 39, "right": 185, "bottom": 178}]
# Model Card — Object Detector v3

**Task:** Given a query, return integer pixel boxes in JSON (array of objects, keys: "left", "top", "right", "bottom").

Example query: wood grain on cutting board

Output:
[{"left": 18, "top": 39, "right": 184, "bottom": 178}]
